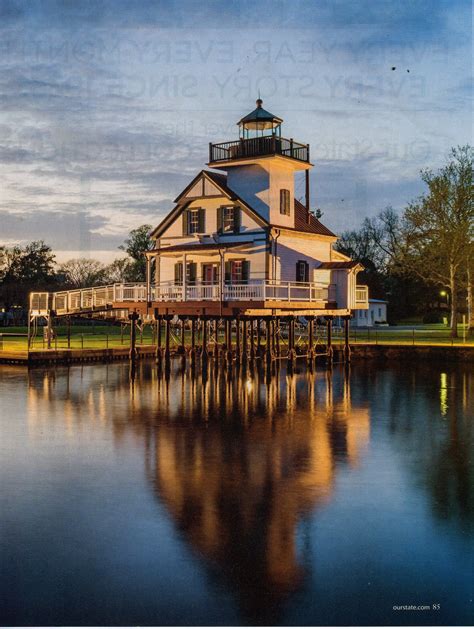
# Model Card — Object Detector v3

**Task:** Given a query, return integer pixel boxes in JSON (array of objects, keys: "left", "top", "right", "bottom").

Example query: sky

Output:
[{"left": 0, "top": 0, "right": 472, "bottom": 263}]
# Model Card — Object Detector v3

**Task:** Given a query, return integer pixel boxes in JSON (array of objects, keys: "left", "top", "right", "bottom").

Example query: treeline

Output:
[
  {"left": 0, "top": 225, "right": 153, "bottom": 314},
  {"left": 336, "top": 146, "right": 473, "bottom": 337}
]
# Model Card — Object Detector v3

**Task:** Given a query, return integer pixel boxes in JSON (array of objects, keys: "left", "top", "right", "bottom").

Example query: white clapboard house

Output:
[{"left": 146, "top": 100, "right": 368, "bottom": 315}]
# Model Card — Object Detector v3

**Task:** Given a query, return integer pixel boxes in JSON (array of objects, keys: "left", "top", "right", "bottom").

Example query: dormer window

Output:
[
  {"left": 183, "top": 208, "right": 205, "bottom": 235},
  {"left": 280, "top": 189, "right": 290, "bottom": 215},
  {"left": 218, "top": 205, "right": 241, "bottom": 234}
]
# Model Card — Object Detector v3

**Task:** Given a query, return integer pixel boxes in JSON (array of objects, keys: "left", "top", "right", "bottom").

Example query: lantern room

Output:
[{"left": 238, "top": 99, "right": 283, "bottom": 139}]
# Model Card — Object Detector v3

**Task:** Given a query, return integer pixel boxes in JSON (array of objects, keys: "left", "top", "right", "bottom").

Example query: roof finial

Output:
[{"left": 256, "top": 90, "right": 262, "bottom": 108}]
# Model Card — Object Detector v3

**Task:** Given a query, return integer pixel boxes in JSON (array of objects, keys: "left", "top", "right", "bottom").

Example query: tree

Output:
[
  {"left": 0, "top": 241, "right": 56, "bottom": 310},
  {"left": 104, "top": 257, "right": 135, "bottom": 283},
  {"left": 58, "top": 258, "right": 106, "bottom": 288},
  {"left": 396, "top": 146, "right": 473, "bottom": 337},
  {"left": 119, "top": 224, "right": 153, "bottom": 281}
]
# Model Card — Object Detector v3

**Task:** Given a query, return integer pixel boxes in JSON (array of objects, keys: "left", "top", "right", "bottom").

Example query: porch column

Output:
[
  {"left": 145, "top": 255, "right": 151, "bottom": 302},
  {"left": 182, "top": 253, "right": 187, "bottom": 302}
]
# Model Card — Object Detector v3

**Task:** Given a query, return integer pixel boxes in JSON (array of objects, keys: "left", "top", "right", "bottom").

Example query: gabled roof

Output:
[
  {"left": 151, "top": 170, "right": 268, "bottom": 239},
  {"left": 151, "top": 171, "right": 338, "bottom": 240}
]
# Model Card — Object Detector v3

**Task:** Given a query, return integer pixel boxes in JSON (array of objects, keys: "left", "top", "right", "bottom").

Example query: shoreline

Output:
[{"left": 1, "top": 343, "right": 473, "bottom": 366}]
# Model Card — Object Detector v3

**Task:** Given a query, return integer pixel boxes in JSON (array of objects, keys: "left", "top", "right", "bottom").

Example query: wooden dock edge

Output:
[{"left": 0, "top": 344, "right": 472, "bottom": 366}]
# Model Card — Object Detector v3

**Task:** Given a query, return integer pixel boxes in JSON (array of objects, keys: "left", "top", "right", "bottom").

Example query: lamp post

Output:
[{"left": 440, "top": 290, "right": 450, "bottom": 328}]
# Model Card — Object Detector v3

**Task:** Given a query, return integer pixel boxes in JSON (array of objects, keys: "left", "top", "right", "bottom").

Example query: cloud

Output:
[{"left": 0, "top": 0, "right": 471, "bottom": 261}]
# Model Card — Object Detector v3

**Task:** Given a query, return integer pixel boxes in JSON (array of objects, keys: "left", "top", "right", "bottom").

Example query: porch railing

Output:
[{"left": 154, "top": 280, "right": 335, "bottom": 303}]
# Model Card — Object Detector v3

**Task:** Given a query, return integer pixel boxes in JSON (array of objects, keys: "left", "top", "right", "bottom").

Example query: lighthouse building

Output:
[{"left": 144, "top": 100, "right": 368, "bottom": 316}]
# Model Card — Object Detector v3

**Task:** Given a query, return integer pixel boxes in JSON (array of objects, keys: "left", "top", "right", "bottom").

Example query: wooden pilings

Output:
[
  {"left": 145, "top": 312, "right": 352, "bottom": 372},
  {"left": 128, "top": 311, "right": 140, "bottom": 360}
]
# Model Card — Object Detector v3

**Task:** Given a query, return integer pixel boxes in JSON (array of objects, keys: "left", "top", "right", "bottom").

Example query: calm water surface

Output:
[{"left": 0, "top": 360, "right": 472, "bottom": 626}]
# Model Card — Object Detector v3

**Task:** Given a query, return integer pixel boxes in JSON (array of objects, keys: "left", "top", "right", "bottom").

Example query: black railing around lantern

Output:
[{"left": 209, "top": 136, "right": 310, "bottom": 164}]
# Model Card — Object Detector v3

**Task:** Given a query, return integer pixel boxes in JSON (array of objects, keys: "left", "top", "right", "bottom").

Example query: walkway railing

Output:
[{"left": 30, "top": 280, "right": 359, "bottom": 316}]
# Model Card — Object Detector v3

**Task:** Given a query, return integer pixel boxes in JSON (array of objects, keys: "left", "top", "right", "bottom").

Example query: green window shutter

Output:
[
  {"left": 182, "top": 210, "right": 188, "bottom": 236},
  {"left": 304, "top": 261, "right": 309, "bottom": 282},
  {"left": 224, "top": 261, "right": 232, "bottom": 284},
  {"left": 217, "top": 207, "right": 223, "bottom": 233},
  {"left": 242, "top": 260, "right": 250, "bottom": 284},
  {"left": 233, "top": 207, "right": 241, "bottom": 234},
  {"left": 198, "top": 208, "right": 205, "bottom": 233},
  {"left": 188, "top": 262, "right": 197, "bottom": 284},
  {"left": 175, "top": 262, "right": 183, "bottom": 284}
]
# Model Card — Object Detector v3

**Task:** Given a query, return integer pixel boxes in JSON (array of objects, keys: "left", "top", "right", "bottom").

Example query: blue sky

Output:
[{"left": 0, "top": 0, "right": 472, "bottom": 262}]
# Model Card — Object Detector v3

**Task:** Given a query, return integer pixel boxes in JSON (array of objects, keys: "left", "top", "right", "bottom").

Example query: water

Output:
[{"left": 0, "top": 360, "right": 472, "bottom": 626}]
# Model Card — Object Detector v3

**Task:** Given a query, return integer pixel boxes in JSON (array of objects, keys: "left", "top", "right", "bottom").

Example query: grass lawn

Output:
[{"left": 0, "top": 322, "right": 472, "bottom": 352}]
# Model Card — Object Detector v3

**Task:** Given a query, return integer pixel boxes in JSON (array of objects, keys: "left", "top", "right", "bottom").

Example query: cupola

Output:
[{"left": 238, "top": 99, "right": 283, "bottom": 139}]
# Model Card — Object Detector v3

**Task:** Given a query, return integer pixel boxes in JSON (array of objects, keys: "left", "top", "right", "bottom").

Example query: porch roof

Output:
[
  {"left": 317, "top": 261, "right": 361, "bottom": 269},
  {"left": 151, "top": 240, "right": 254, "bottom": 255}
]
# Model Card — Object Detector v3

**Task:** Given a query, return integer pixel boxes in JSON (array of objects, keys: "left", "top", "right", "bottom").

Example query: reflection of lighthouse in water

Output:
[
  {"left": 145, "top": 367, "right": 370, "bottom": 623},
  {"left": 25, "top": 364, "right": 370, "bottom": 624}
]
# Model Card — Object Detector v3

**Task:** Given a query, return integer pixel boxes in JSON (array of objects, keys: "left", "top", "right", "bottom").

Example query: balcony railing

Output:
[{"left": 209, "top": 136, "right": 310, "bottom": 163}]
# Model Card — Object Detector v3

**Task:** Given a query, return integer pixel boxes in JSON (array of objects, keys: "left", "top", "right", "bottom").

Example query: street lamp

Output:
[{"left": 440, "top": 290, "right": 449, "bottom": 306}]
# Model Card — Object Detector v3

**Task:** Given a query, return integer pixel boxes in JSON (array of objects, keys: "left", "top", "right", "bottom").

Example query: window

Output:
[
  {"left": 183, "top": 208, "right": 205, "bottom": 235},
  {"left": 174, "top": 261, "right": 196, "bottom": 285},
  {"left": 296, "top": 260, "right": 309, "bottom": 283},
  {"left": 188, "top": 210, "right": 200, "bottom": 234},
  {"left": 378, "top": 307, "right": 382, "bottom": 317},
  {"left": 225, "top": 260, "right": 250, "bottom": 284},
  {"left": 218, "top": 205, "right": 241, "bottom": 233},
  {"left": 280, "top": 189, "right": 290, "bottom": 215}
]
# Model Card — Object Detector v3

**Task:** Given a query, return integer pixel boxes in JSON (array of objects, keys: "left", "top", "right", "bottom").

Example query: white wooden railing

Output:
[
  {"left": 32, "top": 280, "right": 352, "bottom": 316},
  {"left": 154, "top": 280, "right": 336, "bottom": 303}
]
